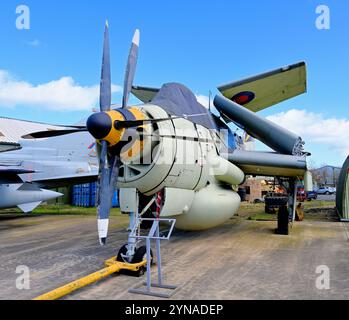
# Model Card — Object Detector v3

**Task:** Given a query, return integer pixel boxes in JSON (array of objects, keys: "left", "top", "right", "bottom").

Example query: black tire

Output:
[
  {"left": 325, "top": 192, "right": 330, "bottom": 195},
  {"left": 132, "top": 246, "right": 154, "bottom": 277},
  {"left": 117, "top": 244, "right": 153, "bottom": 264},
  {"left": 132, "top": 246, "right": 154, "bottom": 264},
  {"left": 116, "top": 245, "right": 153, "bottom": 277},
  {"left": 116, "top": 244, "right": 128, "bottom": 262}
]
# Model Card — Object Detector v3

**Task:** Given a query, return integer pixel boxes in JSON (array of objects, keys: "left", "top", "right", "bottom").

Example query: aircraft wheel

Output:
[
  {"left": 116, "top": 244, "right": 128, "bottom": 263},
  {"left": 132, "top": 246, "right": 154, "bottom": 277}
]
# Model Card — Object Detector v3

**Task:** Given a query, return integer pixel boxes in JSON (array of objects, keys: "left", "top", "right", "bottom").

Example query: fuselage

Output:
[{"left": 113, "top": 104, "right": 245, "bottom": 230}]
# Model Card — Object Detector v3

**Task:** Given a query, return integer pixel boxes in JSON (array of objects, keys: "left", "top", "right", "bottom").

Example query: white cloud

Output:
[
  {"left": 267, "top": 109, "right": 349, "bottom": 156},
  {"left": 196, "top": 95, "right": 212, "bottom": 109},
  {"left": 27, "top": 39, "right": 41, "bottom": 47},
  {"left": 0, "top": 70, "right": 122, "bottom": 111}
]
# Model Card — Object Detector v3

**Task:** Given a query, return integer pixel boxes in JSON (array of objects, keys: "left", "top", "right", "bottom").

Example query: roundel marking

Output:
[{"left": 231, "top": 91, "right": 255, "bottom": 105}]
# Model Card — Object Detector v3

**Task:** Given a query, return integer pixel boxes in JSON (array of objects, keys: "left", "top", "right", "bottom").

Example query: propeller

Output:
[
  {"left": 20, "top": 24, "right": 175, "bottom": 245},
  {"left": 94, "top": 22, "right": 111, "bottom": 245},
  {"left": 94, "top": 23, "right": 153, "bottom": 245}
]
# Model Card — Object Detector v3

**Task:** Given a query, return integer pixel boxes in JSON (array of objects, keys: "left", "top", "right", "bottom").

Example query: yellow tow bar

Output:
[{"left": 33, "top": 257, "right": 147, "bottom": 301}]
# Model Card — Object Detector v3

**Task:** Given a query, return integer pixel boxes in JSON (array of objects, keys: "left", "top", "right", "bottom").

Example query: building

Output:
[
  {"left": 239, "top": 178, "right": 264, "bottom": 203},
  {"left": 0, "top": 117, "right": 63, "bottom": 144},
  {"left": 311, "top": 165, "right": 342, "bottom": 187}
]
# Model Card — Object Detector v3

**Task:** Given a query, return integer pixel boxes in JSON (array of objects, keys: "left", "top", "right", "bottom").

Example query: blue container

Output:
[
  {"left": 72, "top": 183, "right": 120, "bottom": 208},
  {"left": 90, "top": 194, "right": 96, "bottom": 207},
  {"left": 90, "top": 183, "right": 97, "bottom": 194},
  {"left": 112, "top": 191, "right": 119, "bottom": 208}
]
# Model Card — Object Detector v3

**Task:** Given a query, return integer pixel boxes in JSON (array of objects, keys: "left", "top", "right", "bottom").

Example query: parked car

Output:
[
  {"left": 316, "top": 187, "right": 334, "bottom": 195},
  {"left": 328, "top": 187, "right": 337, "bottom": 194},
  {"left": 306, "top": 191, "right": 318, "bottom": 201}
]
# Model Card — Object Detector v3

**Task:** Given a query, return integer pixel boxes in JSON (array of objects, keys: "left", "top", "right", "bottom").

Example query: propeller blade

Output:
[
  {"left": 96, "top": 141, "right": 121, "bottom": 245},
  {"left": 108, "top": 155, "right": 121, "bottom": 207},
  {"left": 97, "top": 141, "right": 110, "bottom": 245},
  {"left": 22, "top": 128, "right": 87, "bottom": 139},
  {"left": 114, "top": 117, "right": 178, "bottom": 130},
  {"left": 100, "top": 21, "right": 112, "bottom": 112},
  {"left": 122, "top": 29, "right": 140, "bottom": 109}
]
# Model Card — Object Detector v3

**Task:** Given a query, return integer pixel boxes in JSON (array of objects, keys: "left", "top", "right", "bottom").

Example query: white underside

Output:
[{"left": 98, "top": 219, "right": 109, "bottom": 239}]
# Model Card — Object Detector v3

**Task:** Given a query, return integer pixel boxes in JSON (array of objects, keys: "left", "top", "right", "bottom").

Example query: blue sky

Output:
[{"left": 0, "top": 0, "right": 348, "bottom": 166}]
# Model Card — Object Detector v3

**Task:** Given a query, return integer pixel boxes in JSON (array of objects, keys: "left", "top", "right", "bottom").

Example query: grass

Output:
[
  {"left": 302, "top": 200, "right": 335, "bottom": 210},
  {"left": 0, "top": 205, "right": 121, "bottom": 217},
  {"left": 33, "top": 205, "right": 122, "bottom": 217},
  {"left": 237, "top": 203, "right": 264, "bottom": 217}
]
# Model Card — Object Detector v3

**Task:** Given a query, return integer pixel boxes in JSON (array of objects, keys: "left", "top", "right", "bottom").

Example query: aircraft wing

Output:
[
  {"left": 225, "top": 150, "right": 308, "bottom": 178},
  {"left": 34, "top": 172, "right": 98, "bottom": 189},
  {"left": 0, "top": 167, "right": 36, "bottom": 184},
  {"left": 217, "top": 62, "right": 307, "bottom": 112},
  {"left": 0, "top": 167, "right": 35, "bottom": 175},
  {"left": 0, "top": 143, "right": 22, "bottom": 153}
]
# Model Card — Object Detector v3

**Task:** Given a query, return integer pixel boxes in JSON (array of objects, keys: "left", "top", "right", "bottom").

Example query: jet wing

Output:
[
  {"left": 132, "top": 85, "right": 160, "bottom": 103},
  {"left": 0, "top": 167, "right": 36, "bottom": 184},
  {"left": 0, "top": 168, "right": 35, "bottom": 175},
  {"left": 35, "top": 172, "right": 98, "bottom": 189},
  {"left": 225, "top": 150, "right": 308, "bottom": 178},
  {"left": 0, "top": 143, "right": 21, "bottom": 153},
  {"left": 217, "top": 62, "right": 307, "bottom": 112}
]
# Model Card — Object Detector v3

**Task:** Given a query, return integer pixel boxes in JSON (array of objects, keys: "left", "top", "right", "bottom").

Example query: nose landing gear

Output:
[{"left": 117, "top": 244, "right": 154, "bottom": 277}]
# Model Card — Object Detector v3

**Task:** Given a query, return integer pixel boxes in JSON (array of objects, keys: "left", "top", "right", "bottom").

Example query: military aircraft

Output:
[
  {"left": 0, "top": 129, "right": 98, "bottom": 212},
  {"left": 24, "top": 23, "right": 313, "bottom": 264}
]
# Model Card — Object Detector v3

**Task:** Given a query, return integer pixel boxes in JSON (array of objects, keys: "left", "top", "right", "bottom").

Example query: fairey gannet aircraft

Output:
[{"left": 24, "top": 23, "right": 312, "bottom": 264}]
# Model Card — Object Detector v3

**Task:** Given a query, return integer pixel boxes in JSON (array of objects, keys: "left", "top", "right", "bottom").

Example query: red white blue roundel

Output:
[{"left": 231, "top": 91, "right": 255, "bottom": 105}]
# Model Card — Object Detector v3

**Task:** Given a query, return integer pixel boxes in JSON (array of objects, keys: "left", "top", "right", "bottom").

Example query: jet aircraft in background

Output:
[{"left": 0, "top": 122, "right": 98, "bottom": 212}]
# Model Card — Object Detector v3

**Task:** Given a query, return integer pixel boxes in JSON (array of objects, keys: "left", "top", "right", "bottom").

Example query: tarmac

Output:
[{"left": 1, "top": 211, "right": 349, "bottom": 300}]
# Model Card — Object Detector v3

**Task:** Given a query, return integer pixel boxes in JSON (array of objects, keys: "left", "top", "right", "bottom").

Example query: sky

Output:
[{"left": 0, "top": 0, "right": 348, "bottom": 167}]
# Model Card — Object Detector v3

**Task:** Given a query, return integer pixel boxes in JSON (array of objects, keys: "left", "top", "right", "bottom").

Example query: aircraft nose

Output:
[{"left": 86, "top": 112, "right": 112, "bottom": 140}]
